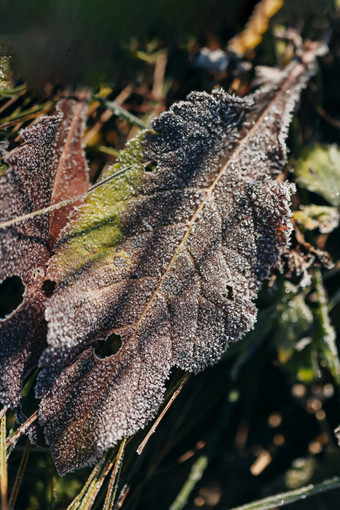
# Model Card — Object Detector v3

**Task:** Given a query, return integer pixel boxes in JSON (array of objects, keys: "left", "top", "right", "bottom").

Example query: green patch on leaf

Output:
[{"left": 48, "top": 135, "right": 145, "bottom": 282}]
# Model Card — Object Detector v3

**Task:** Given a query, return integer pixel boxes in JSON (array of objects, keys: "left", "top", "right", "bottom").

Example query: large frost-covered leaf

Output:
[
  {"left": 0, "top": 98, "right": 88, "bottom": 406},
  {"left": 35, "top": 50, "right": 322, "bottom": 474}
]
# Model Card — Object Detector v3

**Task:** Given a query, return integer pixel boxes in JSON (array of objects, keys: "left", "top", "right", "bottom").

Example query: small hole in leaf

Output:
[
  {"left": 32, "top": 267, "right": 44, "bottom": 280},
  {"left": 95, "top": 333, "right": 122, "bottom": 359},
  {"left": 224, "top": 285, "right": 234, "bottom": 300},
  {"left": 42, "top": 279, "right": 57, "bottom": 298},
  {"left": 144, "top": 161, "right": 157, "bottom": 173},
  {"left": 0, "top": 275, "right": 25, "bottom": 319}
]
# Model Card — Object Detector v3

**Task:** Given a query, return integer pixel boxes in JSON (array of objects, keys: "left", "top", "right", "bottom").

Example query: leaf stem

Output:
[
  {"left": 170, "top": 456, "right": 208, "bottom": 510},
  {"left": 313, "top": 268, "right": 340, "bottom": 385}
]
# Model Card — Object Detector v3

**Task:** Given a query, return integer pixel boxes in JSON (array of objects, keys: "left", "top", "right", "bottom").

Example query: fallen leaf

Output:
[
  {"left": 0, "top": 98, "right": 88, "bottom": 406},
  {"left": 35, "top": 48, "right": 322, "bottom": 473}
]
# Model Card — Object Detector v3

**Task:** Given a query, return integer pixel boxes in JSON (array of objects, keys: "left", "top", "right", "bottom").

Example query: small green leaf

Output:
[
  {"left": 294, "top": 205, "right": 339, "bottom": 234},
  {"left": 273, "top": 283, "right": 320, "bottom": 383},
  {"left": 295, "top": 144, "right": 340, "bottom": 207},
  {"left": 274, "top": 283, "right": 313, "bottom": 365},
  {"left": 312, "top": 269, "right": 340, "bottom": 385}
]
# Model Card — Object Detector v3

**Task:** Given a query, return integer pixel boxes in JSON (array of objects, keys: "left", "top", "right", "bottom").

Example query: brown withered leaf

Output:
[
  {"left": 0, "top": 97, "right": 89, "bottom": 407},
  {"left": 32, "top": 46, "right": 326, "bottom": 474}
]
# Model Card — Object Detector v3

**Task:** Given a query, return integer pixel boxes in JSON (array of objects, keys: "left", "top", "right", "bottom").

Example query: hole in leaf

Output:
[
  {"left": 223, "top": 285, "right": 234, "bottom": 300},
  {"left": 32, "top": 267, "right": 45, "bottom": 280},
  {"left": 0, "top": 275, "right": 25, "bottom": 319},
  {"left": 144, "top": 161, "right": 157, "bottom": 173},
  {"left": 42, "top": 279, "right": 57, "bottom": 298},
  {"left": 95, "top": 333, "right": 122, "bottom": 359}
]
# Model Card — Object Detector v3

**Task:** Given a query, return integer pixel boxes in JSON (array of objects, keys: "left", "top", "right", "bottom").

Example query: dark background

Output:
[{"left": 0, "top": 1, "right": 340, "bottom": 509}]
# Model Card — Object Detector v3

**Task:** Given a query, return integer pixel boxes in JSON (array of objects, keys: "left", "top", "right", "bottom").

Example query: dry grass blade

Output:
[
  {"left": 0, "top": 102, "right": 54, "bottom": 129},
  {"left": 84, "top": 85, "right": 133, "bottom": 145},
  {"left": 137, "top": 375, "right": 189, "bottom": 455},
  {"left": 0, "top": 88, "right": 26, "bottom": 116},
  {"left": 94, "top": 96, "right": 147, "bottom": 129},
  {"left": 0, "top": 165, "right": 133, "bottom": 230},
  {"left": 0, "top": 412, "right": 8, "bottom": 510},
  {"left": 7, "top": 441, "right": 30, "bottom": 510},
  {"left": 6, "top": 412, "right": 38, "bottom": 453}
]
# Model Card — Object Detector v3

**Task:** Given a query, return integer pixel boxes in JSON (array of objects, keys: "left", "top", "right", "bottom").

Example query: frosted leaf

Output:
[
  {"left": 0, "top": 98, "right": 88, "bottom": 406},
  {"left": 37, "top": 49, "right": 322, "bottom": 474}
]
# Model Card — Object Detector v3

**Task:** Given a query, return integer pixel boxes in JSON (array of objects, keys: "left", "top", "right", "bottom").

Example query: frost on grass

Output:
[
  {"left": 35, "top": 52, "right": 322, "bottom": 474},
  {"left": 0, "top": 98, "right": 88, "bottom": 406}
]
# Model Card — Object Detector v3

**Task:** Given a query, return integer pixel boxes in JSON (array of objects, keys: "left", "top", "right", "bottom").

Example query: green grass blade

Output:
[
  {"left": 170, "top": 390, "right": 238, "bottom": 510},
  {"left": 170, "top": 455, "right": 208, "bottom": 510},
  {"left": 103, "top": 438, "right": 126, "bottom": 510},
  {"left": 228, "top": 477, "right": 340, "bottom": 510},
  {"left": 66, "top": 455, "right": 109, "bottom": 510},
  {"left": 67, "top": 449, "right": 117, "bottom": 510}
]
